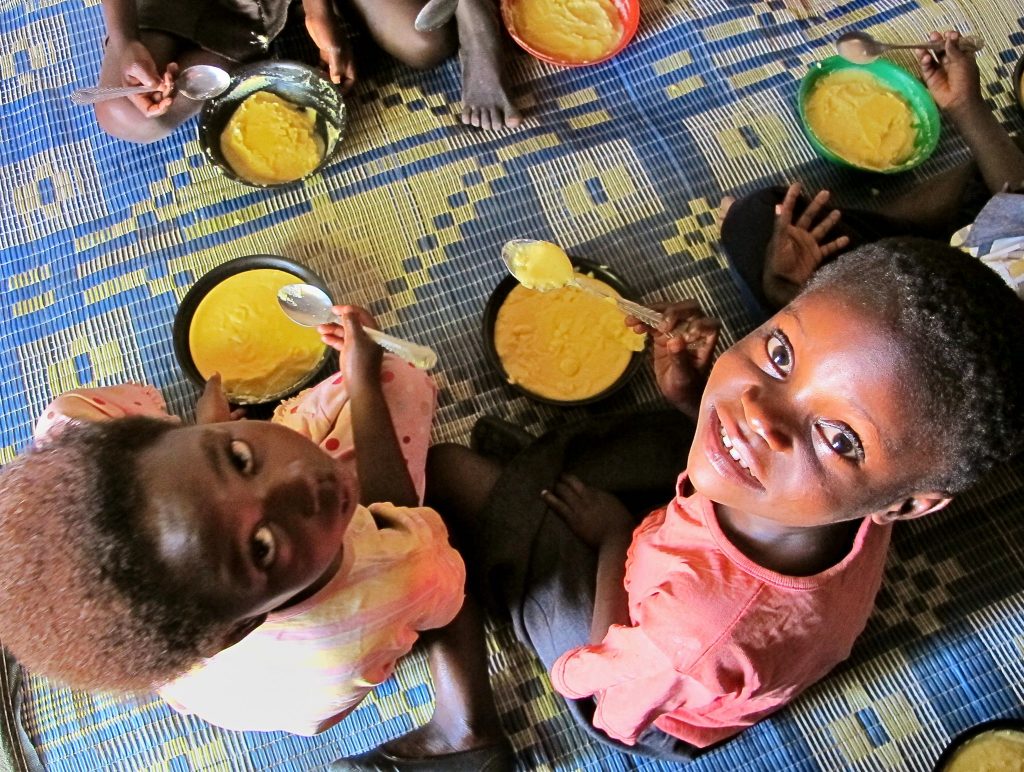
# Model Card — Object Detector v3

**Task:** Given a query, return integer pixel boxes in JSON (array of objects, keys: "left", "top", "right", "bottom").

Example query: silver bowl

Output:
[{"left": 198, "top": 60, "right": 347, "bottom": 188}]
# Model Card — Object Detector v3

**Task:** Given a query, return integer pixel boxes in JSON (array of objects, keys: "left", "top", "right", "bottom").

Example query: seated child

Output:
[
  {"left": 330, "top": 239, "right": 1024, "bottom": 767},
  {"left": 0, "top": 308, "right": 465, "bottom": 736},
  {"left": 96, "top": 0, "right": 519, "bottom": 144},
  {"left": 721, "top": 30, "right": 1024, "bottom": 314}
]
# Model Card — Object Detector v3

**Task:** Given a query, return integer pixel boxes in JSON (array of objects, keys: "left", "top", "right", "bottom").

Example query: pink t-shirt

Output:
[
  {"left": 550, "top": 474, "right": 891, "bottom": 749},
  {"left": 35, "top": 361, "right": 465, "bottom": 735}
]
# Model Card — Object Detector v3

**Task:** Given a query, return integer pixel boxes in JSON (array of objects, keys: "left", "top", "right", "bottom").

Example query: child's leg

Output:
[
  {"left": 454, "top": 0, "right": 521, "bottom": 130},
  {"left": 331, "top": 445, "right": 511, "bottom": 769},
  {"left": 347, "top": 0, "right": 457, "bottom": 70},
  {"left": 95, "top": 32, "right": 232, "bottom": 144}
]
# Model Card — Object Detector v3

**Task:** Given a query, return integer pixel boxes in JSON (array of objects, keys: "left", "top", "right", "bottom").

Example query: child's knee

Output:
[
  {"left": 95, "top": 101, "right": 174, "bottom": 145},
  {"left": 394, "top": 28, "right": 457, "bottom": 70}
]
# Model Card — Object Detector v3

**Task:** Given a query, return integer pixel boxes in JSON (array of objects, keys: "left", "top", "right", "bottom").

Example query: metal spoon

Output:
[
  {"left": 500, "top": 239, "right": 671, "bottom": 332},
  {"left": 277, "top": 284, "right": 438, "bottom": 370},
  {"left": 414, "top": 0, "right": 458, "bottom": 32},
  {"left": 836, "top": 30, "right": 983, "bottom": 65},
  {"left": 71, "top": 64, "right": 231, "bottom": 106}
]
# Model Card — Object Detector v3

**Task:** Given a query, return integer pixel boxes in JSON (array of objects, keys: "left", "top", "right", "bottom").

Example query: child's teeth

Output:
[
  {"left": 720, "top": 423, "right": 754, "bottom": 476},
  {"left": 719, "top": 426, "right": 733, "bottom": 449}
]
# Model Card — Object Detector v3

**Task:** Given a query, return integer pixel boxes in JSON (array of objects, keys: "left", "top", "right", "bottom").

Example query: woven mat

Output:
[{"left": 3, "top": 0, "right": 1024, "bottom": 769}]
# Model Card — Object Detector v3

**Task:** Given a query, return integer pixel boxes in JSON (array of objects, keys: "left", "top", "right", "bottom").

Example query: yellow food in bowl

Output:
[
  {"left": 494, "top": 277, "right": 645, "bottom": 402},
  {"left": 220, "top": 92, "right": 325, "bottom": 185},
  {"left": 805, "top": 69, "right": 917, "bottom": 170},
  {"left": 508, "top": 0, "right": 623, "bottom": 64},
  {"left": 189, "top": 268, "right": 326, "bottom": 402},
  {"left": 507, "top": 240, "right": 574, "bottom": 291},
  {"left": 943, "top": 729, "right": 1024, "bottom": 772}
]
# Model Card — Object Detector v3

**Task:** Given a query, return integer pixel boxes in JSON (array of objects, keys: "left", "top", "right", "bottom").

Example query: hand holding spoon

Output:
[
  {"left": 277, "top": 284, "right": 438, "bottom": 370},
  {"left": 71, "top": 64, "right": 231, "bottom": 105},
  {"left": 836, "top": 30, "right": 983, "bottom": 65},
  {"left": 500, "top": 239, "right": 671, "bottom": 332}
]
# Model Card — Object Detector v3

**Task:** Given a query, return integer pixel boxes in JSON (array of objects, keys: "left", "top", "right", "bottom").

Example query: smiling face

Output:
[
  {"left": 134, "top": 420, "right": 354, "bottom": 635},
  {"left": 688, "top": 289, "right": 942, "bottom": 530}
]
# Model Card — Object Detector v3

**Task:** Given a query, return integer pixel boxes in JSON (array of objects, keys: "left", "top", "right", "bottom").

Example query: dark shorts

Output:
[
  {"left": 461, "top": 411, "right": 700, "bottom": 763},
  {"left": 136, "top": 0, "right": 292, "bottom": 62}
]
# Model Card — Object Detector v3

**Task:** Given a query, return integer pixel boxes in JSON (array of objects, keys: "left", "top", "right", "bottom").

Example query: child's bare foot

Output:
[
  {"left": 456, "top": 0, "right": 522, "bottom": 130},
  {"left": 718, "top": 195, "right": 736, "bottom": 221},
  {"left": 331, "top": 720, "right": 512, "bottom": 770}
]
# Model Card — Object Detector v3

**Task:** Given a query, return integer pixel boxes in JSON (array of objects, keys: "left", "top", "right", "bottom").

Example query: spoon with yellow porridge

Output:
[{"left": 501, "top": 239, "right": 670, "bottom": 330}]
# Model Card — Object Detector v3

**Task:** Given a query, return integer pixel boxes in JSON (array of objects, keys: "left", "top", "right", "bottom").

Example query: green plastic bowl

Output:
[{"left": 798, "top": 56, "right": 940, "bottom": 174}]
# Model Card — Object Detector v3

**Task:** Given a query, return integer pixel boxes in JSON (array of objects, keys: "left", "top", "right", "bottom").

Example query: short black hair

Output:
[
  {"left": 0, "top": 417, "right": 231, "bottom": 691},
  {"left": 804, "top": 237, "right": 1024, "bottom": 493}
]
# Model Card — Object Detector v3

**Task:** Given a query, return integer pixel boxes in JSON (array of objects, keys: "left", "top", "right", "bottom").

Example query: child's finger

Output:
[
  {"left": 809, "top": 208, "right": 841, "bottom": 240},
  {"left": 945, "top": 30, "right": 964, "bottom": 61},
  {"left": 540, "top": 488, "right": 573, "bottom": 519},
  {"left": 795, "top": 189, "right": 830, "bottom": 230},
  {"left": 819, "top": 234, "right": 851, "bottom": 258},
  {"left": 773, "top": 183, "right": 801, "bottom": 229},
  {"left": 229, "top": 408, "right": 246, "bottom": 421}
]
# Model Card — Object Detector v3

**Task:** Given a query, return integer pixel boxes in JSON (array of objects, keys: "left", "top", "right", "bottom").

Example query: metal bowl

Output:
[
  {"left": 482, "top": 257, "right": 646, "bottom": 406},
  {"left": 173, "top": 255, "right": 335, "bottom": 408},
  {"left": 198, "top": 60, "right": 347, "bottom": 188}
]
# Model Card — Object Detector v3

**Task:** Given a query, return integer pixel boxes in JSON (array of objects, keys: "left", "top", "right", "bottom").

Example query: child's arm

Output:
[
  {"left": 302, "top": 0, "right": 356, "bottom": 93},
  {"left": 319, "top": 306, "right": 418, "bottom": 508},
  {"left": 919, "top": 30, "right": 1024, "bottom": 193},
  {"left": 625, "top": 302, "right": 719, "bottom": 421},
  {"left": 100, "top": 0, "right": 174, "bottom": 117},
  {"left": 541, "top": 475, "right": 633, "bottom": 643}
]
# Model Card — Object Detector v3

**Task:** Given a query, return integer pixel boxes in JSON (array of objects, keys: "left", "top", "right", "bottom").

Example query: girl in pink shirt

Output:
[
  {"left": 0, "top": 307, "right": 465, "bottom": 737},
  {"left": 331, "top": 240, "right": 1024, "bottom": 769}
]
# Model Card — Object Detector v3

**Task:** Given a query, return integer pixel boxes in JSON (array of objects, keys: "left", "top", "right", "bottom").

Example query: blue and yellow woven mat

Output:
[{"left": 3, "top": 0, "right": 1024, "bottom": 769}]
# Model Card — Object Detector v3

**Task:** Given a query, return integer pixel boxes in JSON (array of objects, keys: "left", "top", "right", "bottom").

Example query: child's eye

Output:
[
  {"left": 251, "top": 525, "right": 277, "bottom": 570},
  {"left": 816, "top": 420, "right": 864, "bottom": 462},
  {"left": 765, "top": 329, "right": 793, "bottom": 375},
  {"left": 229, "top": 439, "right": 255, "bottom": 475}
]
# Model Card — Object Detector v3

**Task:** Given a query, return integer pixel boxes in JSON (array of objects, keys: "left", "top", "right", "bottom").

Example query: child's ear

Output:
[
  {"left": 201, "top": 615, "right": 267, "bottom": 656},
  {"left": 870, "top": 493, "right": 953, "bottom": 525}
]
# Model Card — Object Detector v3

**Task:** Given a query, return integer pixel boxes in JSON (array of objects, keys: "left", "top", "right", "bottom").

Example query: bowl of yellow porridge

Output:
[
  {"left": 198, "top": 60, "right": 346, "bottom": 187},
  {"left": 933, "top": 719, "right": 1024, "bottom": 772},
  {"left": 501, "top": 0, "right": 640, "bottom": 67},
  {"left": 483, "top": 257, "right": 647, "bottom": 405},
  {"left": 174, "top": 255, "right": 334, "bottom": 406},
  {"left": 798, "top": 56, "right": 940, "bottom": 173}
]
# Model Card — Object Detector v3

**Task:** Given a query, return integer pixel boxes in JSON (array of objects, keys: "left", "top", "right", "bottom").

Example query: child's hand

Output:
[
  {"left": 541, "top": 475, "right": 633, "bottom": 550},
  {"left": 195, "top": 373, "right": 246, "bottom": 424},
  {"left": 109, "top": 39, "right": 176, "bottom": 117},
  {"left": 303, "top": 2, "right": 356, "bottom": 93},
  {"left": 626, "top": 301, "right": 719, "bottom": 419},
  {"left": 764, "top": 183, "right": 849, "bottom": 308},
  {"left": 916, "top": 30, "right": 983, "bottom": 115},
  {"left": 318, "top": 306, "right": 382, "bottom": 390}
]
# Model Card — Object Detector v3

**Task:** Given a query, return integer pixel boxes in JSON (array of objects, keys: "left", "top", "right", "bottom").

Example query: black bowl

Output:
[
  {"left": 173, "top": 255, "right": 335, "bottom": 406},
  {"left": 482, "top": 257, "right": 647, "bottom": 406},
  {"left": 933, "top": 717, "right": 1024, "bottom": 771},
  {"left": 198, "top": 60, "right": 347, "bottom": 188}
]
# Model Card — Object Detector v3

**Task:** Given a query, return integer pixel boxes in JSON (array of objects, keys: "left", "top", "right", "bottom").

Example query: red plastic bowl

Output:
[{"left": 501, "top": 0, "right": 640, "bottom": 67}]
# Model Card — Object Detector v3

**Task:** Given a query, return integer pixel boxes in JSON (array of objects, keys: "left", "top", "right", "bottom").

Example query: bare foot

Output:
[
  {"left": 456, "top": 0, "right": 522, "bottom": 130},
  {"left": 718, "top": 195, "right": 736, "bottom": 221}
]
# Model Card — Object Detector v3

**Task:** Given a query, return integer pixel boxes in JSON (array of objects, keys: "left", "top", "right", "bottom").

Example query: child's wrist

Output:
[{"left": 945, "top": 96, "right": 988, "bottom": 124}]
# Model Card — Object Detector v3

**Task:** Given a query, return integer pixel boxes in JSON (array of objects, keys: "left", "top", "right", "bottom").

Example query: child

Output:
[
  {"left": 0, "top": 308, "right": 466, "bottom": 737},
  {"left": 331, "top": 239, "right": 1024, "bottom": 767},
  {"left": 97, "top": 0, "right": 520, "bottom": 144},
  {"left": 721, "top": 30, "right": 1024, "bottom": 314}
]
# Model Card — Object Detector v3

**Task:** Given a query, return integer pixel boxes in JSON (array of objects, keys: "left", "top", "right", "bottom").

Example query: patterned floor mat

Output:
[{"left": 3, "top": 0, "right": 1024, "bottom": 769}]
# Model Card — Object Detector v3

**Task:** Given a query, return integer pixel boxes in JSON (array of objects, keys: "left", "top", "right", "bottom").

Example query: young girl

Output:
[
  {"left": 721, "top": 30, "right": 1024, "bottom": 315},
  {"left": 0, "top": 308, "right": 465, "bottom": 736},
  {"left": 96, "top": 0, "right": 520, "bottom": 144},
  {"left": 331, "top": 239, "right": 1024, "bottom": 768}
]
